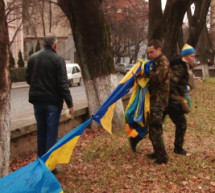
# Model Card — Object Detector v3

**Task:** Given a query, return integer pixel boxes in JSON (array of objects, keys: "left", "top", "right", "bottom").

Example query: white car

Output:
[
  {"left": 115, "top": 63, "right": 134, "bottom": 74},
  {"left": 115, "top": 63, "right": 127, "bottom": 74},
  {"left": 66, "top": 63, "right": 82, "bottom": 87}
]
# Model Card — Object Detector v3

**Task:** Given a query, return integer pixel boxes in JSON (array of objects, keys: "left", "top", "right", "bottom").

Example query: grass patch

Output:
[
  {"left": 57, "top": 79, "right": 215, "bottom": 192},
  {"left": 203, "top": 77, "right": 215, "bottom": 83}
]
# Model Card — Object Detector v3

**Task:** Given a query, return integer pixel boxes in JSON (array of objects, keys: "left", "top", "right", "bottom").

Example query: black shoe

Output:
[
  {"left": 147, "top": 153, "right": 157, "bottom": 159},
  {"left": 155, "top": 158, "right": 168, "bottom": 165},
  {"left": 129, "top": 136, "right": 142, "bottom": 152},
  {"left": 174, "top": 147, "right": 188, "bottom": 155}
]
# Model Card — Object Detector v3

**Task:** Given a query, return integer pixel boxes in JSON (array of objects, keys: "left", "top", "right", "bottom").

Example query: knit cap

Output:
[{"left": 181, "top": 44, "right": 195, "bottom": 56}]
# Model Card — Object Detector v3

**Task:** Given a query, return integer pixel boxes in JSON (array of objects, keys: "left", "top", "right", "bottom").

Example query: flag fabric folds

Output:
[
  {"left": 41, "top": 118, "right": 92, "bottom": 171},
  {"left": 124, "top": 59, "right": 154, "bottom": 139},
  {"left": 124, "top": 73, "right": 150, "bottom": 139},
  {"left": 0, "top": 158, "right": 63, "bottom": 193},
  {"left": 93, "top": 59, "right": 154, "bottom": 136}
]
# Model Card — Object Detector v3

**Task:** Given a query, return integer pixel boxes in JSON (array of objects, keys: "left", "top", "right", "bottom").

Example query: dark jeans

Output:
[
  {"left": 163, "top": 103, "right": 187, "bottom": 149},
  {"left": 33, "top": 102, "right": 62, "bottom": 157}
]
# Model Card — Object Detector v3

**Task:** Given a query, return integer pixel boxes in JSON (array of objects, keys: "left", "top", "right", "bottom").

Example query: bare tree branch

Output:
[{"left": 9, "top": 20, "right": 23, "bottom": 48}]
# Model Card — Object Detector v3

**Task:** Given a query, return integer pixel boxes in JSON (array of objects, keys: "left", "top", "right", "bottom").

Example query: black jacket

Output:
[
  {"left": 26, "top": 46, "right": 73, "bottom": 108},
  {"left": 168, "top": 55, "right": 189, "bottom": 103}
]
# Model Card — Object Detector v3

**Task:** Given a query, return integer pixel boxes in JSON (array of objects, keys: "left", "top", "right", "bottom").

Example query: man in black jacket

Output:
[
  {"left": 163, "top": 44, "right": 196, "bottom": 156},
  {"left": 26, "top": 33, "right": 74, "bottom": 161}
]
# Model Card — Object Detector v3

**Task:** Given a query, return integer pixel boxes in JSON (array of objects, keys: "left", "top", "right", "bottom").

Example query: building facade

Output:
[
  {"left": 5, "top": 0, "right": 24, "bottom": 66},
  {"left": 5, "top": 0, "right": 77, "bottom": 65}
]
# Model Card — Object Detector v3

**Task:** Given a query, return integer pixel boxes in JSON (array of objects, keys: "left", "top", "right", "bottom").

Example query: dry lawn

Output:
[{"left": 11, "top": 78, "right": 215, "bottom": 193}]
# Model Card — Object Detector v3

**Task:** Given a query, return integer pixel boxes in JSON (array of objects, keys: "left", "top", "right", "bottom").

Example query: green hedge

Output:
[{"left": 10, "top": 67, "right": 27, "bottom": 82}]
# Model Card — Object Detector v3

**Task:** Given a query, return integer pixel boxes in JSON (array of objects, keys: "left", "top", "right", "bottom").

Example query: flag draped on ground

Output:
[
  {"left": 0, "top": 159, "right": 63, "bottom": 193},
  {"left": 0, "top": 59, "right": 154, "bottom": 192},
  {"left": 0, "top": 119, "right": 92, "bottom": 193},
  {"left": 41, "top": 118, "right": 92, "bottom": 171}
]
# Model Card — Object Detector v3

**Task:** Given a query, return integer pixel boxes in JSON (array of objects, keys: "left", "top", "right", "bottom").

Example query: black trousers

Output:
[{"left": 163, "top": 103, "right": 187, "bottom": 149}]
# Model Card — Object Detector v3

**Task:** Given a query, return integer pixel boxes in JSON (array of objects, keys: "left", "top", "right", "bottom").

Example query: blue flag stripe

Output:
[
  {"left": 93, "top": 67, "right": 141, "bottom": 123},
  {"left": 41, "top": 118, "right": 92, "bottom": 162}
]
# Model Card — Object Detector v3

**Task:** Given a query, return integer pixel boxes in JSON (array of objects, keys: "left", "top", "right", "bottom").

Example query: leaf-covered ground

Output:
[{"left": 10, "top": 78, "right": 215, "bottom": 193}]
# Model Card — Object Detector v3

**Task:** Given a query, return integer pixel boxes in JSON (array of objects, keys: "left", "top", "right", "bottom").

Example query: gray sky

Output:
[
  {"left": 162, "top": 0, "right": 167, "bottom": 10},
  {"left": 145, "top": 0, "right": 167, "bottom": 10}
]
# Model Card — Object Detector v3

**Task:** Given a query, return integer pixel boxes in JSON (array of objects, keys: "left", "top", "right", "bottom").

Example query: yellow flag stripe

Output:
[
  {"left": 45, "top": 136, "right": 80, "bottom": 171},
  {"left": 100, "top": 103, "right": 116, "bottom": 135}
]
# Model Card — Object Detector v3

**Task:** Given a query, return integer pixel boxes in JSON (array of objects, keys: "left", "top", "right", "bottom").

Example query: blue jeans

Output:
[{"left": 33, "top": 102, "right": 62, "bottom": 157}]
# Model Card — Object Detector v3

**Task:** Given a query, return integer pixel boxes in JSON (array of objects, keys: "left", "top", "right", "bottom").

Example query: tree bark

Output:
[
  {"left": 210, "top": 0, "right": 215, "bottom": 56},
  {"left": 148, "top": 0, "right": 162, "bottom": 41},
  {"left": 196, "top": 25, "right": 214, "bottom": 63},
  {"left": 187, "top": 0, "right": 211, "bottom": 47},
  {"left": 149, "top": 0, "right": 195, "bottom": 57},
  {"left": 40, "top": 0, "right": 46, "bottom": 36},
  {"left": 49, "top": 0, "right": 52, "bottom": 32},
  {"left": 0, "top": 0, "right": 11, "bottom": 177},
  {"left": 58, "top": 0, "right": 125, "bottom": 130}
]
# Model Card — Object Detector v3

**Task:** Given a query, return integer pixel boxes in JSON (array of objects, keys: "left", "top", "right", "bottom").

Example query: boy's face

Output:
[
  {"left": 147, "top": 46, "right": 161, "bottom": 60},
  {"left": 184, "top": 54, "right": 195, "bottom": 64}
]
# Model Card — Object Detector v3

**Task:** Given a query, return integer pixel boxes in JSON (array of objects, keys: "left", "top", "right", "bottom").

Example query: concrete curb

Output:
[{"left": 12, "top": 82, "right": 29, "bottom": 89}]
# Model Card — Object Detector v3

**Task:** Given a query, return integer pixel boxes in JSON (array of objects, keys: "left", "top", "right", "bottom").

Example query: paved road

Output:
[
  {"left": 11, "top": 84, "right": 87, "bottom": 118},
  {"left": 11, "top": 74, "right": 123, "bottom": 118}
]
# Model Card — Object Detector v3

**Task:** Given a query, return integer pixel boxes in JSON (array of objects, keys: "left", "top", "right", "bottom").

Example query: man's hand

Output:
[{"left": 69, "top": 107, "right": 74, "bottom": 114}]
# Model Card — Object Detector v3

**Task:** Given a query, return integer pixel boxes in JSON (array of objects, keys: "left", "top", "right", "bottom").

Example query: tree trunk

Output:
[
  {"left": 58, "top": 0, "right": 125, "bottom": 130},
  {"left": 210, "top": 0, "right": 215, "bottom": 57},
  {"left": 187, "top": 0, "right": 211, "bottom": 47},
  {"left": 49, "top": 0, "right": 52, "bottom": 33},
  {"left": 0, "top": 0, "right": 11, "bottom": 177},
  {"left": 149, "top": 0, "right": 195, "bottom": 57},
  {"left": 196, "top": 25, "right": 214, "bottom": 63},
  {"left": 40, "top": 0, "right": 46, "bottom": 36},
  {"left": 85, "top": 74, "right": 124, "bottom": 130},
  {"left": 148, "top": 0, "right": 162, "bottom": 41}
]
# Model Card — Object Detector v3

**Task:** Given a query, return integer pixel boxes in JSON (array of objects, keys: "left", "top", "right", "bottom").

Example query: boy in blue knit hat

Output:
[{"left": 163, "top": 44, "right": 195, "bottom": 156}]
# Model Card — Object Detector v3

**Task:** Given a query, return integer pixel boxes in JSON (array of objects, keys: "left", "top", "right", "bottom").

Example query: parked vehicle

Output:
[
  {"left": 66, "top": 63, "right": 82, "bottom": 87},
  {"left": 115, "top": 63, "right": 127, "bottom": 74},
  {"left": 125, "top": 63, "right": 135, "bottom": 74},
  {"left": 115, "top": 63, "right": 134, "bottom": 74}
]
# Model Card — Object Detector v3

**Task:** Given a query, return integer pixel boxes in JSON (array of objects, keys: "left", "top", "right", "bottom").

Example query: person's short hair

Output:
[
  {"left": 43, "top": 33, "right": 57, "bottom": 47},
  {"left": 148, "top": 39, "right": 162, "bottom": 49}
]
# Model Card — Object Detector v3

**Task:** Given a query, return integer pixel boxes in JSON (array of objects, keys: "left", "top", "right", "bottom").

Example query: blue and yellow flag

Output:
[
  {"left": 93, "top": 59, "right": 154, "bottom": 136},
  {"left": 0, "top": 59, "right": 154, "bottom": 192},
  {"left": 0, "top": 119, "right": 92, "bottom": 193},
  {"left": 0, "top": 158, "right": 63, "bottom": 193},
  {"left": 41, "top": 118, "right": 92, "bottom": 171}
]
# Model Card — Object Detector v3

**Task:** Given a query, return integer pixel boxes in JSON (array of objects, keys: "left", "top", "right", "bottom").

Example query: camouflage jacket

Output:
[
  {"left": 148, "top": 54, "right": 170, "bottom": 109},
  {"left": 169, "top": 56, "right": 190, "bottom": 104}
]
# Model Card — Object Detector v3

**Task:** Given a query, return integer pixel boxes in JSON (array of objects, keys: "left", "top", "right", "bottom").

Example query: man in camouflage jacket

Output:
[
  {"left": 147, "top": 40, "right": 170, "bottom": 164},
  {"left": 163, "top": 44, "right": 196, "bottom": 156}
]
